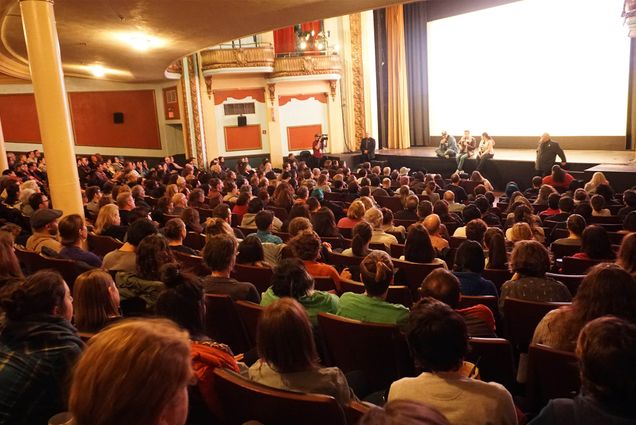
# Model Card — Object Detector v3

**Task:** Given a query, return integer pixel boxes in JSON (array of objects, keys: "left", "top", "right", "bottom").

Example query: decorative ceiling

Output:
[{"left": 0, "top": 0, "right": 407, "bottom": 82}]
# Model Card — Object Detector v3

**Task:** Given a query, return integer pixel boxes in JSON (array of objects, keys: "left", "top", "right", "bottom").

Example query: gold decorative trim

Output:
[
  {"left": 200, "top": 47, "right": 275, "bottom": 71},
  {"left": 179, "top": 68, "right": 193, "bottom": 159},
  {"left": 187, "top": 55, "right": 205, "bottom": 168},
  {"left": 204, "top": 75, "right": 212, "bottom": 99},
  {"left": 350, "top": 12, "right": 366, "bottom": 149},
  {"left": 272, "top": 54, "right": 343, "bottom": 79},
  {"left": 328, "top": 81, "right": 337, "bottom": 101}
]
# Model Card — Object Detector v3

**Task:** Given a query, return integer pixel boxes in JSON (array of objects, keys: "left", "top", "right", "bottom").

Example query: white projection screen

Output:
[{"left": 427, "top": 0, "right": 630, "bottom": 138}]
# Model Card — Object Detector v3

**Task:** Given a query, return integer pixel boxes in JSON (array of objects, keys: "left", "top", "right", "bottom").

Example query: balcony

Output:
[
  {"left": 200, "top": 43, "right": 275, "bottom": 76},
  {"left": 268, "top": 53, "right": 342, "bottom": 82}
]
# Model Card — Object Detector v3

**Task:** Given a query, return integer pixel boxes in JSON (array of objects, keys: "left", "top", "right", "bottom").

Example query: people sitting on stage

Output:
[
  {"left": 456, "top": 130, "right": 477, "bottom": 173},
  {"left": 435, "top": 131, "right": 457, "bottom": 159},
  {"left": 476, "top": 132, "right": 495, "bottom": 172}
]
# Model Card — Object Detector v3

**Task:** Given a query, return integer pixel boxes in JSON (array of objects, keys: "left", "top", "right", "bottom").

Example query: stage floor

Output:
[{"left": 377, "top": 147, "right": 634, "bottom": 165}]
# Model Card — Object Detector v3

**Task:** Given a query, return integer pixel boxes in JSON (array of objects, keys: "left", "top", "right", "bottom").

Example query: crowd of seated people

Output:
[{"left": 1, "top": 150, "right": 636, "bottom": 424}]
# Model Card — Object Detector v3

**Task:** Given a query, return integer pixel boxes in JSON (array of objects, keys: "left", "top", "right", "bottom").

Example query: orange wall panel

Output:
[
  {"left": 69, "top": 90, "right": 161, "bottom": 149},
  {"left": 224, "top": 125, "right": 262, "bottom": 151},
  {"left": 0, "top": 94, "right": 42, "bottom": 143},
  {"left": 287, "top": 124, "right": 322, "bottom": 151}
]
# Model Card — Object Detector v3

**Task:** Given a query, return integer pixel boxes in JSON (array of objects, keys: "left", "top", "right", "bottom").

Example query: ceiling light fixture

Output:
[
  {"left": 116, "top": 32, "right": 163, "bottom": 52},
  {"left": 88, "top": 65, "right": 106, "bottom": 77}
]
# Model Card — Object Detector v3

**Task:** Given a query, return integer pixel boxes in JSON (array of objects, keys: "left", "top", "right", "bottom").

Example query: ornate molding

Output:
[
  {"left": 350, "top": 12, "right": 366, "bottom": 149},
  {"left": 204, "top": 75, "right": 212, "bottom": 99},
  {"left": 328, "top": 81, "right": 337, "bottom": 101},
  {"left": 179, "top": 70, "right": 193, "bottom": 160},
  {"left": 200, "top": 46, "right": 275, "bottom": 72},
  {"left": 271, "top": 54, "right": 343, "bottom": 79},
  {"left": 187, "top": 55, "right": 205, "bottom": 169},
  {"left": 267, "top": 83, "right": 276, "bottom": 106}
]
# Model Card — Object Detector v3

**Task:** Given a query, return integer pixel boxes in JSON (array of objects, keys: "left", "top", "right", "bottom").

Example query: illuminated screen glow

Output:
[{"left": 427, "top": 0, "right": 630, "bottom": 137}]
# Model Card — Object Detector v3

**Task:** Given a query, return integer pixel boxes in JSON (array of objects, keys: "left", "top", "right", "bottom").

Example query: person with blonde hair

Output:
[
  {"left": 584, "top": 171, "right": 610, "bottom": 194},
  {"left": 69, "top": 319, "right": 193, "bottom": 425},
  {"left": 337, "top": 199, "right": 365, "bottom": 229},
  {"left": 73, "top": 269, "right": 121, "bottom": 333},
  {"left": 365, "top": 207, "right": 398, "bottom": 249},
  {"left": 94, "top": 203, "right": 127, "bottom": 241},
  {"left": 507, "top": 222, "right": 534, "bottom": 243}
]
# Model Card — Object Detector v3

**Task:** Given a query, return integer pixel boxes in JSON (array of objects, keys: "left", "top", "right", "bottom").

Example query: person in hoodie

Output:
[{"left": 0, "top": 270, "right": 83, "bottom": 425}]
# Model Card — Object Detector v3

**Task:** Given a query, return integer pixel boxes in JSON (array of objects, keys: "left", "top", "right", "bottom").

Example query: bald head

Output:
[
  {"left": 419, "top": 269, "right": 461, "bottom": 309},
  {"left": 443, "top": 190, "right": 455, "bottom": 203},
  {"left": 423, "top": 213, "right": 441, "bottom": 236}
]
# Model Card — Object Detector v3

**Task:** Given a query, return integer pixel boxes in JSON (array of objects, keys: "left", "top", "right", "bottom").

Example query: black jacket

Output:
[
  {"left": 360, "top": 137, "right": 376, "bottom": 160},
  {"left": 536, "top": 141, "right": 566, "bottom": 172}
]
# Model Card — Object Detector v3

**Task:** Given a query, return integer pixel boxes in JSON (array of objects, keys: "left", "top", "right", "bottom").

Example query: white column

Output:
[
  {"left": 0, "top": 118, "right": 8, "bottom": 172},
  {"left": 20, "top": 0, "right": 83, "bottom": 217}
]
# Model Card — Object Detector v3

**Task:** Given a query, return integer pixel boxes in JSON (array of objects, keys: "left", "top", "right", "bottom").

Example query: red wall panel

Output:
[
  {"left": 0, "top": 94, "right": 42, "bottom": 142},
  {"left": 224, "top": 125, "right": 262, "bottom": 151},
  {"left": 69, "top": 90, "right": 161, "bottom": 149},
  {"left": 287, "top": 124, "right": 322, "bottom": 151}
]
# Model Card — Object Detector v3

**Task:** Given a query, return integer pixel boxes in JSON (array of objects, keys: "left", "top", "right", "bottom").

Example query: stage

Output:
[{"left": 355, "top": 147, "right": 635, "bottom": 192}]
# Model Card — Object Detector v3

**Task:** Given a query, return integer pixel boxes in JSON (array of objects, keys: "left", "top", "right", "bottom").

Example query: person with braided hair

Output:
[{"left": 336, "top": 251, "right": 409, "bottom": 325}]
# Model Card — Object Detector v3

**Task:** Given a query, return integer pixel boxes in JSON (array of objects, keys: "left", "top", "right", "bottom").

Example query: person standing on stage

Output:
[
  {"left": 476, "top": 132, "right": 495, "bottom": 172},
  {"left": 535, "top": 132, "right": 566, "bottom": 176},
  {"left": 456, "top": 130, "right": 476, "bottom": 173},
  {"left": 360, "top": 131, "right": 376, "bottom": 162},
  {"left": 435, "top": 131, "right": 457, "bottom": 158}
]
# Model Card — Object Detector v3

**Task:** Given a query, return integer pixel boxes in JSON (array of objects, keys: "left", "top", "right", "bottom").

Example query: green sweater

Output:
[
  {"left": 336, "top": 292, "right": 409, "bottom": 325},
  {"left": 260, "top": 287, "right": 339, "bottom": 324}
]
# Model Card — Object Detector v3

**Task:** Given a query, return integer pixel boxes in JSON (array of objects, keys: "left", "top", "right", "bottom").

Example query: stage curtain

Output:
[
  {"left": 374, "top": 9, "right": 388, "bottom": 149},
  {"left": 385, "top": 5, "right": 411, "bottom": 150},
  {"left": 300, "top": 20, "right": 321, "bottom": 34},
  {"left": 274, "top": 27, "right": 296, "bottom": 55},
  {"left": 627, "top": 37, "right": 636, "bottom": 150},
  {"left": 404, "top": 1, "right": 430, "bottom": 147}
]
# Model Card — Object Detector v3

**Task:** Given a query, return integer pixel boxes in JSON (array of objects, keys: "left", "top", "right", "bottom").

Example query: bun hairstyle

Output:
[
  {"left": 1, "top": 270, "right": 66, "bottom": 321},
  {"left": 360, "top": 251, "right": 394, "bottom": 297},
  {"left": 351, "top": 221, "right": 373, "bottom": 257},
  {"left": 271, "top": 258, "right": 314, "bottom": 300},
  {"left": 156, "top": 263, "right": 205, "bottom": 337}
]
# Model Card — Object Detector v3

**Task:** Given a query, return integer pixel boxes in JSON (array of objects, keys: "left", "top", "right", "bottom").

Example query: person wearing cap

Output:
[
  {"left": 436, "top": 131, "right": 458, "bottom": 159},
  {"left": 26, "top": 208, "right": 63, "bottom": 254}
]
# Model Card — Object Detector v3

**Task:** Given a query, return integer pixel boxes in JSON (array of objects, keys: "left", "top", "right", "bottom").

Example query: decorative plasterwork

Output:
[
  {"left": 328, "top": 80, "right": 337, "bottom": 101},
  {"left": 267, "top": 83, "right": 276, "bottom": 106},
  {"left": 200, "top": 46, "right": 275, "bottom": 72},
  {"left": 179, "top": 67, "right": 193, "bottom": 160},
  {"left": 349, "top": 12, "right": 366, "bottom": 149},
  {"left": 271, "top": 54, "right": 343, "bottom": 79}
]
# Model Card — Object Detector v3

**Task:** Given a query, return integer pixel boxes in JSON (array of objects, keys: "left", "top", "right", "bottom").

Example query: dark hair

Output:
[
  {"left": 247, "top": 197, "right": 264, "bottom": 214},
  {"left": 453, "top": 240, "right": 485, "bottom": 274},
  {"left": 558, "top": 196, "right": 574, "bottom": 213},
  {"left": 566, "top": 214, "right": 586, "bottom": 237},
  {"left": 351, "top": 221, "right": 373, "bottom": 257},
  {"left": 156, "top": 263, "right": 206, "bottom": 337},
  {"left": 255, "top": 210, "right": 274, "bottom": 232},
  {"left": 212, "top": 204, "right": 231, "bottom": 221},
  {"left": 595, "top": 184, "right": 615, "bottom": 205},
  {"left": 270, "top": 258, "right": 314, "bottom": 299},
  {"left": 202, "top": 234, "right": 237, "bottom": 271},
  {"left": 126, "top": 219, "right": 158, "bottom": 246},
  {"left": 235, "top": 192, "right": 250, "bottom": 206},
  {"left": 288, "top": 230, "right": 321, "bottom": 261},
  {"left": 618, "top": 232, "right": 636, "bottom": 275},
  {"left": 181, "top": 208, "right": 202, "bottom": 232},
  {"left": 416, "top": 200, "right": 433, "bottom": 219},
  {"left": 624, "top": 211, "right": 636, "bottom": 233},
  {"left": 163, "top": 218, "right": 186, "bottom": 241},
  {"left": 59, "top": 214, "right": 84, "bottom": 246},
  {"left": 484, "top": 227, "right": 507, "bottom": 270},
  {"left": 461, "top": 204, "right": 481, "bottom": 222},
  {"left": 420, "top": 269, "right": 461, "bottom": 309},
  {"left": 257, "top": 298, "right": 319, "bottom": 373},
  {"left": 404, "top": 223, "right": 436, "bottom": 263},
  {"left": 85, "top": 186, "right": 101, "bottom": 201},
  {"left": 28, "top": 192, "right": 47, "bottom": 211},
  {"left": 580, "top": 225, "right": 615, "bottom": 260},
  {"left": 547, "top": 193, "right": 560, "bottom": 210},
  {"left": 406, "top": 299, "right": 468, "bottom": 372},
  {"left": 509, "top": 240, "right": 550, "bottom": 277},
  {"left": 237, "top": 235, "right": 265, "bottom": 264},
  {"left": 624, "top": 190, "right": 636, "bottom": 207},
  {"left": 311, "top": 207, "right": 338, "bottom": 237},
  {"left": 465, "top": 219, "right": 487, "bottom": 245},
  {"left": 577, "top": 316, "right": 636, "bottom": 414},
  {"left": 551, "top": 165, "right": 566, "bottom": 184},
  {"left": 472, "top": 196, "right": 489, "bottom": 215},
  {"left": 136, "top": 234, "right": 175, "bottom": 280},
  {"left": 359, "top": 251, "right": 394, "bottom": 296},
  {"left": 1, "top": 270, "right": 67, "bottom": 320},
  {"left": 380, "top": 207, "right": 394, "bottom": 226}
]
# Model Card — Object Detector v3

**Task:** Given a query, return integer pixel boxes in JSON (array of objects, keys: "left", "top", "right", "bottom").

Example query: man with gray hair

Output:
[
  {"left": 423, "top": 213, "right": 449, "bottom": 254},
  {"left": 444, "top": 190, "right": 465, "bottom": 214}
]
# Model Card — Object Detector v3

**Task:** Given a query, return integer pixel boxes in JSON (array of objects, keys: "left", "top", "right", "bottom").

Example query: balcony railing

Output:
[
  {"left": 200, "top": 45, "right": 275, "bottom": 72},
  {"left": 271, "top": 53, "right": 342, "bottom": 79}
]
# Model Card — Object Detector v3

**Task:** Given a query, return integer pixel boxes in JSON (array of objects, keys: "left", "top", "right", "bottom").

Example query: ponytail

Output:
[{"left": 359, "top": 251, "right": 394, "bottom": 297}]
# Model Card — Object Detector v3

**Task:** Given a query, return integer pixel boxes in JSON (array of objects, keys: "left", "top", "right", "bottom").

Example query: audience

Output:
[
  {"left": 248, "top": 298, "right": 359, "bottom": 405},
  {"left": 68, "top": 319, "right": 192, "bottom": 425},
  {"left": 617, "top": 232, "right": 636, "bottom": 276},
  {"left": 163, "top": 217, "right": 198, "bottom": 255},
  {"left": 401, "top": 223, "right": 447, "bottom": 268},
  {"left": 389, "top": 299, "right": 517, "bottom": 425},
  {"left": 366, "top": 207, "right": 399, "bottom": 249},
  {"left": 288, "top": 230, "right": 341, "bottom": 291},
  {"left": 0, "top": 270, "right": 83, "bottom": 424},
  {"left": 551, "top": 214, "right": 585, "bottom": 247},
  {"left": 236, "top": 235, "right": 271, "bottom": 268},
  {"left": 337, "top": 251, "right": 409, "bottom": 325},
  {"left": 337, "top": 200, "right": 365, "bottom": 229},
  {"left": 484, "top": 227, "right": 507, "bottom": 269},
  {"left": 26, "top": 208, "right": 63, "bottom": 254},
  {"left": 202, "top": 233, "right": 260, "bottom": 303},
  {"left": 260, "top": 258, "right": 339, "bottom": 324},
  {"left": 73, "top": 269, "right": 121, "bottom": 333},
  {"left": 452, "top": 240, "right": 498, "bottom": 296},
  {"left": 102, "top": 218, "right": 157, "bottom": 273},
  {"left": 359, "top": 400, "right": 450, "bottom": 425},
  {"left": 532, "top": 263, "right": 636, "bottom": 352},
  {"left": 58, "top": 214, "right": 102, "bottom": 267},
  {"left": 571, "top": 225, "right": 616, "bottom": 261},
  {"left": 249, "top": 210, "right": 283, "bottom": 245},
  {"left": 499, "top": 241, "right": 572, "bottom": 313}
]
